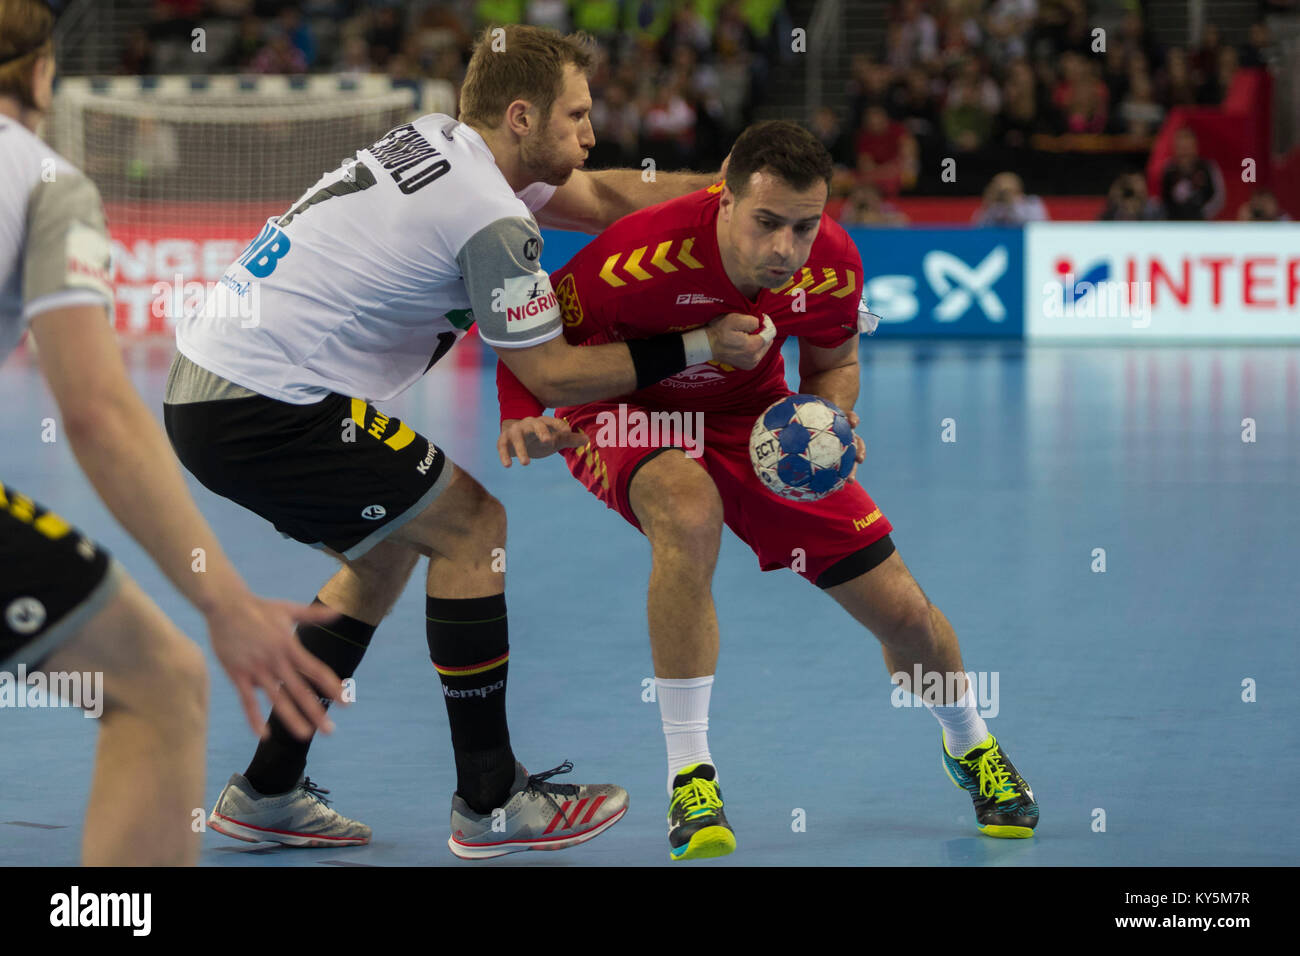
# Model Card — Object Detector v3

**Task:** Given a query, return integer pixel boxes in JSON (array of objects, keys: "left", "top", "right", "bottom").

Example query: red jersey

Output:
[{"left": 497, "top": 185, "right": 868, "bottom": 420}]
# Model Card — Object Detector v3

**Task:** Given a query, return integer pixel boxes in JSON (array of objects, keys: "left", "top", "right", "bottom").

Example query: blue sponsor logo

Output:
[{"left": 845, "top": 228, "right": 1024, "bottom": 337}]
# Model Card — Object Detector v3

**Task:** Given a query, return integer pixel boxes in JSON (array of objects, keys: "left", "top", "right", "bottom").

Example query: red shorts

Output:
[{"left": 556, "top": 397, "right": 894, "bottom": 587}]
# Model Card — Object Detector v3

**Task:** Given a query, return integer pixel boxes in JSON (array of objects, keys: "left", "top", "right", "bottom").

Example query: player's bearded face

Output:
[
  {"left": 521, "top": 68, "right": 594, "bottom": 187},
  {"left": 720, "top": 172, "right": 827, "bottom": 292}
]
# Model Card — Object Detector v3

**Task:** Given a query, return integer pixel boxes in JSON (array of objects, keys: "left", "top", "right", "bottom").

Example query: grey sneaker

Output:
[
  {"left": 207, "top": 773, "right": 371, "bottom": 847},
  {"left": 448, "top": 760, "right": 628, "bottom": 860}
]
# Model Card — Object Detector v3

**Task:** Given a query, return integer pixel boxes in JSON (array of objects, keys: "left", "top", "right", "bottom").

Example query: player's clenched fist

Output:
[
  {"left": 499, "top": 416, "right": 588, "bottom": 466},
  {"left": 705, "top": 312, "right": 776, "bottom": 370}
]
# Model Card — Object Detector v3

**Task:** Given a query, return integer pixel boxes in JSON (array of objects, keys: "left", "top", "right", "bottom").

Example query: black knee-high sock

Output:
[
  {"left": 243, "top": 599, "right": 376, "bottom": 795},
  {"left": 426, "top": 593, "right": 515, "bottom": 814}
]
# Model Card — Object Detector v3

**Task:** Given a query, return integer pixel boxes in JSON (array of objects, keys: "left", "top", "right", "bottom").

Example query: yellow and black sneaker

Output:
[
  {"left": 667, "top": 763, "right": 736, "bottom": 861},
  {"left": 942, "top": 734, "right": 1039, "bottom": 838}
]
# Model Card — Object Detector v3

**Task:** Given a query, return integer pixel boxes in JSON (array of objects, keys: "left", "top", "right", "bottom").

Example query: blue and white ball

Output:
[{"left": 749, "top": 394, "right": 857, "bottom": 502}]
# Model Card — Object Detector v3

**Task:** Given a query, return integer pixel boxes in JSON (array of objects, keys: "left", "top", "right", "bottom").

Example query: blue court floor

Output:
[{"left": 2, "top": 338, "right": 1297, "bottom": 866}]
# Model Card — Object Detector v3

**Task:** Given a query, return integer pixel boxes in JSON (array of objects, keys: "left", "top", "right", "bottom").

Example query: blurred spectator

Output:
[
  {"left": 1238, "top": 189, "right": 1291, "bottom": 221},
  {"left": 641, "top": 82, "right": 696, "bottom": 168},
  {"left": 368, "top": 5, "right": 405, "bottom": 68},
  {"left": 1117, "top": 68, "right": 1164, "bottom": 137},
  {"left": 839, "top": 183, "right": 909, "bottom": 226},
  {"left": 277, "top": 6, "right": 316, "bottom": 68},
  {"left": 251, "top": 30, "right": 308, "bottom": 74},
  {"left": 334, "top": 35, "right": 373, "bottom": 78},
  {"left": 1190, "top": 25, "right": 1222, "bottom": 84},
  {"left": 855, "top": 104, "right": 918, "bottom": 195},
  {"left": 1239, "top": 22, "right": 1273, "bottom": 69},
  {"left": 984, "top": 0, "right": 1036, "bottom": 62},
  {"left": 1160, "top": 128, "right": 1225, "bottom": 220},
  {"left": 890, "top": 68, "right": 941, "bottom": 147},
  {"left": 120, "top": 27, "right": 156, "bottom": 75},
  {"left": 1158, "top": 48, "right": 1197, "bottom": 108},
  {"left": 222, "top": 14, "right": 265, "bottom": 70},
  {"left": 810, "top": 105, "right": 854, "bottom": 168},
  {"left": 974, "top": 172, "right": 1047, "bottom": 225},
  {"left": 998, "top": 58, "right": 1044, "bottom": 147},
  {"left": 943, "top": 71, "right": 997, "bottom": 152},
  {"left": 887, "top": 0, "right": 938, "bottom": 70},
  {"left": 589, "top": 81, "right": 641, "bottom": 167},
  {"left": 1198, "top": 46, "right": 1239, "bottom": 105},
  {"left": 1052, "top": 53, "right": 1108, "bottom": 133},
  {"left": 1099, "top": 172, "right": 1162, "bottom": 220}
]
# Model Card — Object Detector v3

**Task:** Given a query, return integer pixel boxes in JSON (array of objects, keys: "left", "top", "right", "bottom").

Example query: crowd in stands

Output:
[
  {"left": 115, "top": 1, "right": 1293, "bottom": 223},
  {"left": 124, "top": 0, "right": 789, "bottom": 171},
  {"left": 815, "top": 2, "right": 1291, "bottom": 224}
]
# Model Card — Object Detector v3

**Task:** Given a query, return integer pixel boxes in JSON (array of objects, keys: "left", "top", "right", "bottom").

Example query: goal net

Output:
[{"left": 48, "top": 75, "right": 447, "bottom": 332}]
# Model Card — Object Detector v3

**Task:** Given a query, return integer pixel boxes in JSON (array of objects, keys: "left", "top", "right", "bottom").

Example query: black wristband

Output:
[{"left": 627, "top": 333, "right": 688, "bottom": 390}]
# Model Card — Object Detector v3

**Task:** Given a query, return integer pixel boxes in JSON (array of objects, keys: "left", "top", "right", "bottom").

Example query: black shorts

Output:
[
  {"left": 164, "top": 391, "right": 452, "bottom": 558},
  {"left": 1, "top": 481, "right": 123, "bottom": 669}
]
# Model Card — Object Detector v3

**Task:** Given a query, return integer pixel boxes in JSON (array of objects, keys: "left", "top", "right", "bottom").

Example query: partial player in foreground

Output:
[
  {"left": 0, "top": 0, "right": 342, "bottom": 866},
  {"left": 163, "top": 25, "right": 771, "bottom": 859},
  {"left": 497, "top": 121, "right": 1038, "bottom": 860}
]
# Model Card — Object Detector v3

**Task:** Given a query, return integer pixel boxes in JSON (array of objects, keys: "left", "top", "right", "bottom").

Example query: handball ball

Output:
[{"left": 749, "top": 394, "right": 856, "bottom": 502}]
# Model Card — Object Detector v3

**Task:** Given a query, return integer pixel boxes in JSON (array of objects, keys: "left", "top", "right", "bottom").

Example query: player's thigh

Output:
[
  {"left": 627, "top": 448, "right": 724, "bottom": 547},
  {"left": 0, "top": 484, "right": 204, "bottom": 716},
  {"left": 165, "top": 390, "right": 458, "bottom": 563},
  {"left": 41, "top": 575, "right": 208, "bottom": 719},
  {"left": 384, "top": 461, "right": 505, "bottom": 559}
]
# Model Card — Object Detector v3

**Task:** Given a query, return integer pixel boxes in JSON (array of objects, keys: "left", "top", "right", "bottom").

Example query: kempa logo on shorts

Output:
[
  {"left": 443, "top": 679, "right": 505, "bottom": 699},
  {"left": 5, "top": 597, "right": 45, "bottom": 634},
  {"left": 50, "top": 886, "right": 151, "bottom": 936},
  {"left": 416, "top": 442, "right": 439, "bottom": 475},
  {"left": 361, "top": 504, "right": 386, "bottom": 520}
]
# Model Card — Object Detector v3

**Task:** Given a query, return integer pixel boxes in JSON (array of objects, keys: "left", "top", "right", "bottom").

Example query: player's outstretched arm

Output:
[
  {"left": 29, "top": 304, "right": 344, "bottom": 740},
  {"left": 494, "top": 311, "right": 775, "bottom": 409},
  {"left": 535, "top": 166, "right": 724, "bottom": 233}
]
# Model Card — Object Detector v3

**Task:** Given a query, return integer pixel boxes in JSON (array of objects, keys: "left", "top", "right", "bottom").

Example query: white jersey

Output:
[
  {"left": 176, "top": 113, "right": 564, "bottom": 404},
  {"left": 0, "top": 118, "right": 114, "bottom": 364}
]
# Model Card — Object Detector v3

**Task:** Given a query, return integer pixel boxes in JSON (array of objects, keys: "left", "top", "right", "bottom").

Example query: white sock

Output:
[
  {"left": 925, "top": 681, "right": 990, "bottom": 758},
  {"left": 656, "top": 675, "right": 715, "bottom": 794}
]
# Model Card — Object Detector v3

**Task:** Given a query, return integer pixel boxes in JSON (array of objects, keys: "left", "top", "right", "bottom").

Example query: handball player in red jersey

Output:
[{"left": 497, "top": 121, "right": 1038, "bottom": 861}]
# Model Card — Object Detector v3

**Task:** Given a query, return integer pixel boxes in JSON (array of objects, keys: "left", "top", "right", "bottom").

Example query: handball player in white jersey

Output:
[
  {"left": 164, "top": 24, "right": 773, "bottom": 859},
  {"left": 0, "top": 0, "right": 344, "bottom": 866}
]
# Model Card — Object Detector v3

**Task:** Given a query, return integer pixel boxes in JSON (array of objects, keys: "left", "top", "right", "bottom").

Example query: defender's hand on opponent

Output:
[
  {"left": 706, "top": 312, "right": 776, "bottom": 370},
  {"left": 499, "top": 416, "right": 588, "bottom": 466},
  {"left": 205, "top": 593, "right": 346, "bottom": 741}
]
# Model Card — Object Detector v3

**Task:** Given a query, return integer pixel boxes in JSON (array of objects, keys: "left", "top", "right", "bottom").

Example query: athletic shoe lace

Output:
[
  {"left": 526, "top": 760, "right": 580, "bottom": 798},
  {"left": 299, "top": 777, "right": 333, "bottom": 807},
  {"left": 973, "top": 750, "right": 1018, "bottom": 803},
  {"left": 671, "top": 778, "right": 722, "bottom": 820}
]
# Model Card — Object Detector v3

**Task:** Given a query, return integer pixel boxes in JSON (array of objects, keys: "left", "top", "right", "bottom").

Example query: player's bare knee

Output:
[
  {"left": 879, "top": 595, "right": 938, "bottom": 652},
  {"left": 463, "top": 484, "right": 507, "bottom": 550},
  {"left": 633, "top": 455, "right": 722, "bottom": 546}
]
